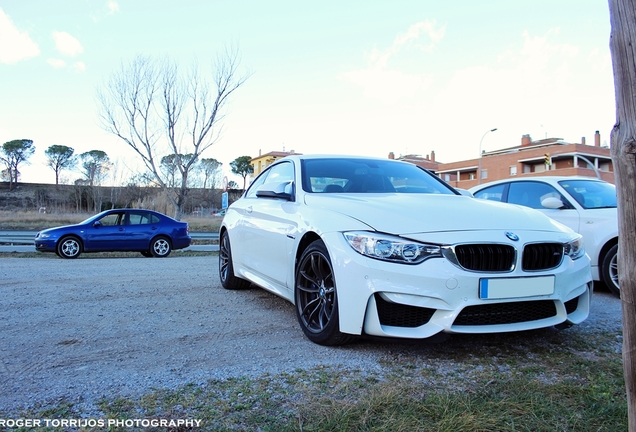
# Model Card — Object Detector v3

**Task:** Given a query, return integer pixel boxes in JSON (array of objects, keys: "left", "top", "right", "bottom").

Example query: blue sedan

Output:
[{"left": 34, "top": 209, "right": 191, "bottom": 259}]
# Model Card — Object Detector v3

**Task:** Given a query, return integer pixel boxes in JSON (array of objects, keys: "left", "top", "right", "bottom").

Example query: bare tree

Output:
[
  {"left": 608, "top": 0, "right": 636, "bottom": 428},
  {"left": 160, "top": 153, "right": 195, "bottom": 188},
  {"left": 80, "top": 150, "right": 111, "bottom": 186},
  {"left": 97, "top": 47, "right": 251, "bottom": 220}
]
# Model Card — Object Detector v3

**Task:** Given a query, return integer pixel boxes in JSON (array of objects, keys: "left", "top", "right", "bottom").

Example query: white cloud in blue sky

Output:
[
  {"left": 0, "top": 8, "right": 40, "bottom": 64},
  {"left": 52, "top": 31, "right": 84, "bottom": 57},
  {"left": 0, "top": 1, "right": 617, "bottom": 184}
]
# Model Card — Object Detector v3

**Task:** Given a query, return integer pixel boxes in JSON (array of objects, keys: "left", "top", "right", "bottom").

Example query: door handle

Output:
[{"left": 247, "top": 206, "right": 253, "bottom": 214}]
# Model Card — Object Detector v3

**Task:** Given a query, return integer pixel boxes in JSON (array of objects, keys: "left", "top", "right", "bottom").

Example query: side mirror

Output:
[
  {"left": 456, "top": 188, "right": 474, "bottom": 197},
  {"left": 541, "top": 196, "right": 565, "bottom": 209},
  {"left": 255, "top": 181, "right": 294, "bottom": 201},
  {"left": 93, "top": 221, "right": 102, "bottom": 228}
]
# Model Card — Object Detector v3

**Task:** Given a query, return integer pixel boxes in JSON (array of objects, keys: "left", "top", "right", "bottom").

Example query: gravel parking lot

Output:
[{"left": 0, "top": 256, "right": 622, "bottom": 415}]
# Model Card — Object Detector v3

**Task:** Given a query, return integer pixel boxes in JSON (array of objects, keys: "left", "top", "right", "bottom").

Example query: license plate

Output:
[{"left": 479, "top": 276, "right": 555, "bottom": 299}]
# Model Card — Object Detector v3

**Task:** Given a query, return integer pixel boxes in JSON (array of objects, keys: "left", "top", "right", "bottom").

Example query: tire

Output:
[
  {"left": 140, "top": 251, "right": 153, "bottom": 257},
  {"left": 57, "top": 236, "right": 82, "bottom": 259},
  {"left": 150, "top": 237, "right": 172, "bottom": 257},
  {"left": 294, "top": 240, "right": 355, "bottom": 346},
  {"left": 218, "top": 230, "right": 250, "bottom": 290},
  {"left": 601, "top": 244, "right": 619, "bottom": 297}
]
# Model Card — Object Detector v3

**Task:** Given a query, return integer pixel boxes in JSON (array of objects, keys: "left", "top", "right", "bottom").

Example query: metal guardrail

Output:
[{"left": 0, "top": 231, "right": 219, "bottom": 245}]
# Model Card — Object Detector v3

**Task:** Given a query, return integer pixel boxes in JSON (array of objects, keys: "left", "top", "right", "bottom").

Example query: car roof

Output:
[
  {"left": 276, "top": 154, "right": 410, "bottom": 163},
  {"left": 470, "top": 176, "right": 609, "bottom": 191}
]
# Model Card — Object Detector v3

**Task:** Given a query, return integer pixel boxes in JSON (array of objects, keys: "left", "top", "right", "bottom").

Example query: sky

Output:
[{"left": 0, "top": 0, "right": 616, "bottom": 186}]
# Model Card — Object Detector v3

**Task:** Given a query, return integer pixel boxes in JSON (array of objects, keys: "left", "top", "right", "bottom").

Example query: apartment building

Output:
[{"left": 399, "top": 131, "right": 614, "bottom": 188}]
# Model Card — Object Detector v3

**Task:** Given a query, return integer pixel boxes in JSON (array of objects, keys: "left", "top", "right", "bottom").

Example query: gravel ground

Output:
[{"left": 0, "top": 256, "right": 622, "bottom": 416}]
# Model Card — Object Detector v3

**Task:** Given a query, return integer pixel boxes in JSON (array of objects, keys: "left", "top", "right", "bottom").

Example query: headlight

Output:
[
  {"left": 343, "top": 231, "right": 442, "bottom": 264},
  {"left": 564, "top": 235, "right": 585, "bottom": 260},
  {"left": 36, "top": 232, "right": 51, "bottom": 239}
]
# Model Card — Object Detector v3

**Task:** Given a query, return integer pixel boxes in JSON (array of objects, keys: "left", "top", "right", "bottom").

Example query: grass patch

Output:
[{"left": 3, "top": 330, "right": 626, "bottom": 431}]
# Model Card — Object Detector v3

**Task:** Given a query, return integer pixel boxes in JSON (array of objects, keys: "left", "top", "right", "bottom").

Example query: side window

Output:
[
  {"left": 473, "top": 184, "right": 505, "bottom": 202},
  {"left": 149, "top": 214, "right": 161, "bottom": 224},
  {"left": 264, "top": 161, "right": 294, "bottom": 184},
  {"left": 98, "top": 213, "right": 123, "bottom": 226},
  {"left": 245, "top": 161, "right": 294, "bottom": 198},
  {"left": 128, "top": 212, "right": 150, "bottom": 225},
  {"left": 508, "top": 182, "right": 562, "bottom": 209}
]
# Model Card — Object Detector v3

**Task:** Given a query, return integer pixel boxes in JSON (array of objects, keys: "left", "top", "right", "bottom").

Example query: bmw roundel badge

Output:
[{"left": 505, "top": 232, "right": 519, "bottom": 241}]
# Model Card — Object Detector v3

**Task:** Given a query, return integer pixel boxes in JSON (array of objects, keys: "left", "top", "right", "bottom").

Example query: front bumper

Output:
[
  {"left": 322, "top": 231, "right": 593, "bottom": 340},
  {"left": 34, "top": 240, "right": 57, "bottom": 252}
]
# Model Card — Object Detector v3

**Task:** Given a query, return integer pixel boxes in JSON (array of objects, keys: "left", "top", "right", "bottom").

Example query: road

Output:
[{"left": 0, "top": 255, "right": 622, "bottom": 416}]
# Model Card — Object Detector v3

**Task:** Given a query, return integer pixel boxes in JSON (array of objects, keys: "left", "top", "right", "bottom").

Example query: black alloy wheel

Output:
[
  {"left": 295, "top": 240, "right": 354, "bottom": 346},
  {"left": 601, "top": 244, "right": 619, "bottom": 296},
  {"left": 219, "top": 230, "right": 250, "bottom": 290}
]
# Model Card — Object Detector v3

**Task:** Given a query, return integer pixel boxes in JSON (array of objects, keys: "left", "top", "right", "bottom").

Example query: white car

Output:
[
  {"left": 219, "top": 155, "right": 592, "bottom": 346},
  {"left": 469, "top": 177, "right": 618, "bottom": 296}
]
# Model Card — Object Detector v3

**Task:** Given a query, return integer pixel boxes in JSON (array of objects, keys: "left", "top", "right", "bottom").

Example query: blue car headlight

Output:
[
  {"left": 564, "top": 235, "right": 585, "bottom": 260},
  {"left": 36, "top": 233, "right": 51, "bottom": 239},
  {"left": 343, "top": 231, "right": 442, "bottom": 264}
]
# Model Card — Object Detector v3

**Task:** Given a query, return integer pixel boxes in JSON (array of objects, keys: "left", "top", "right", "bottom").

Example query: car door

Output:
[
  {"left": 506, "top": 181, "right": 581, "bottom": 233},
  {"left": 124, "top": 211, "right": 156, "bottom": 249},
  {"left": 230, "top": 161, "right": 298, "bottom": 293},
  {"left": 85, "top": 212, "right": 127, "bottom": 251}
]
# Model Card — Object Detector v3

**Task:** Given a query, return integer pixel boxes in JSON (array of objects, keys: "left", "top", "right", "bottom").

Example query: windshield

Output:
[
  {"left": 301, "top": 158, "right": 457, "bottom": 195},
  {"left": 558, "top": 179, "right": 617, "bottom": 209}
]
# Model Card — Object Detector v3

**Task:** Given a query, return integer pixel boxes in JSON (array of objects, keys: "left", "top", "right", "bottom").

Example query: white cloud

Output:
[
  {"left": 47, "top": 58, "right": 66, "bottom": 68},
  {"left": 368, "top": 20, "right": 445, "bottom": 69},
  {"left": 52, "top": 31, "right": 84, "bottom": 57},
  {"left": 107, "top": 1, "right": 120, "bottom": 14},
  {"left": 73, "top": 61, "right": 86, "bottom": 72},
  {"left": 0, "top": 8, "right": 40, "bottom": 64},
  {"left": 339, "top": 20, "right": 443, "bottom": 103}
]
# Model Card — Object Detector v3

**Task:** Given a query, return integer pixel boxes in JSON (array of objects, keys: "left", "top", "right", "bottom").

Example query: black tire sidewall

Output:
[
  {"left": 601, "top": 244, "right": 619, "bottom": 296},
  {"left": 151, "top": 237, "right": 171, "bottom": 257},
  {"left": 294, "top": 240, "right": 342, "bottom": 345},
  {"left": 219, "top": 231, "right": 249, "bottom": 290}
]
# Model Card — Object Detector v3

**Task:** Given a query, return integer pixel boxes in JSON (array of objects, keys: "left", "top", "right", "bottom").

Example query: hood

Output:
[{"left": 303, "top": 193, "right": 566, "bottom": 235}]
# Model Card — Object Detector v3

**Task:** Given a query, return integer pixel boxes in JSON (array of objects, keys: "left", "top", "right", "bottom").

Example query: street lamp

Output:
[{"left": 478, "top": 128, "right": 497, "bottom": 184}]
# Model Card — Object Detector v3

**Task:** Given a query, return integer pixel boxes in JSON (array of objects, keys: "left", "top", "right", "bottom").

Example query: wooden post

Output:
[{"left": 609, "top": 0, "right": 636, "bottom": 428}]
